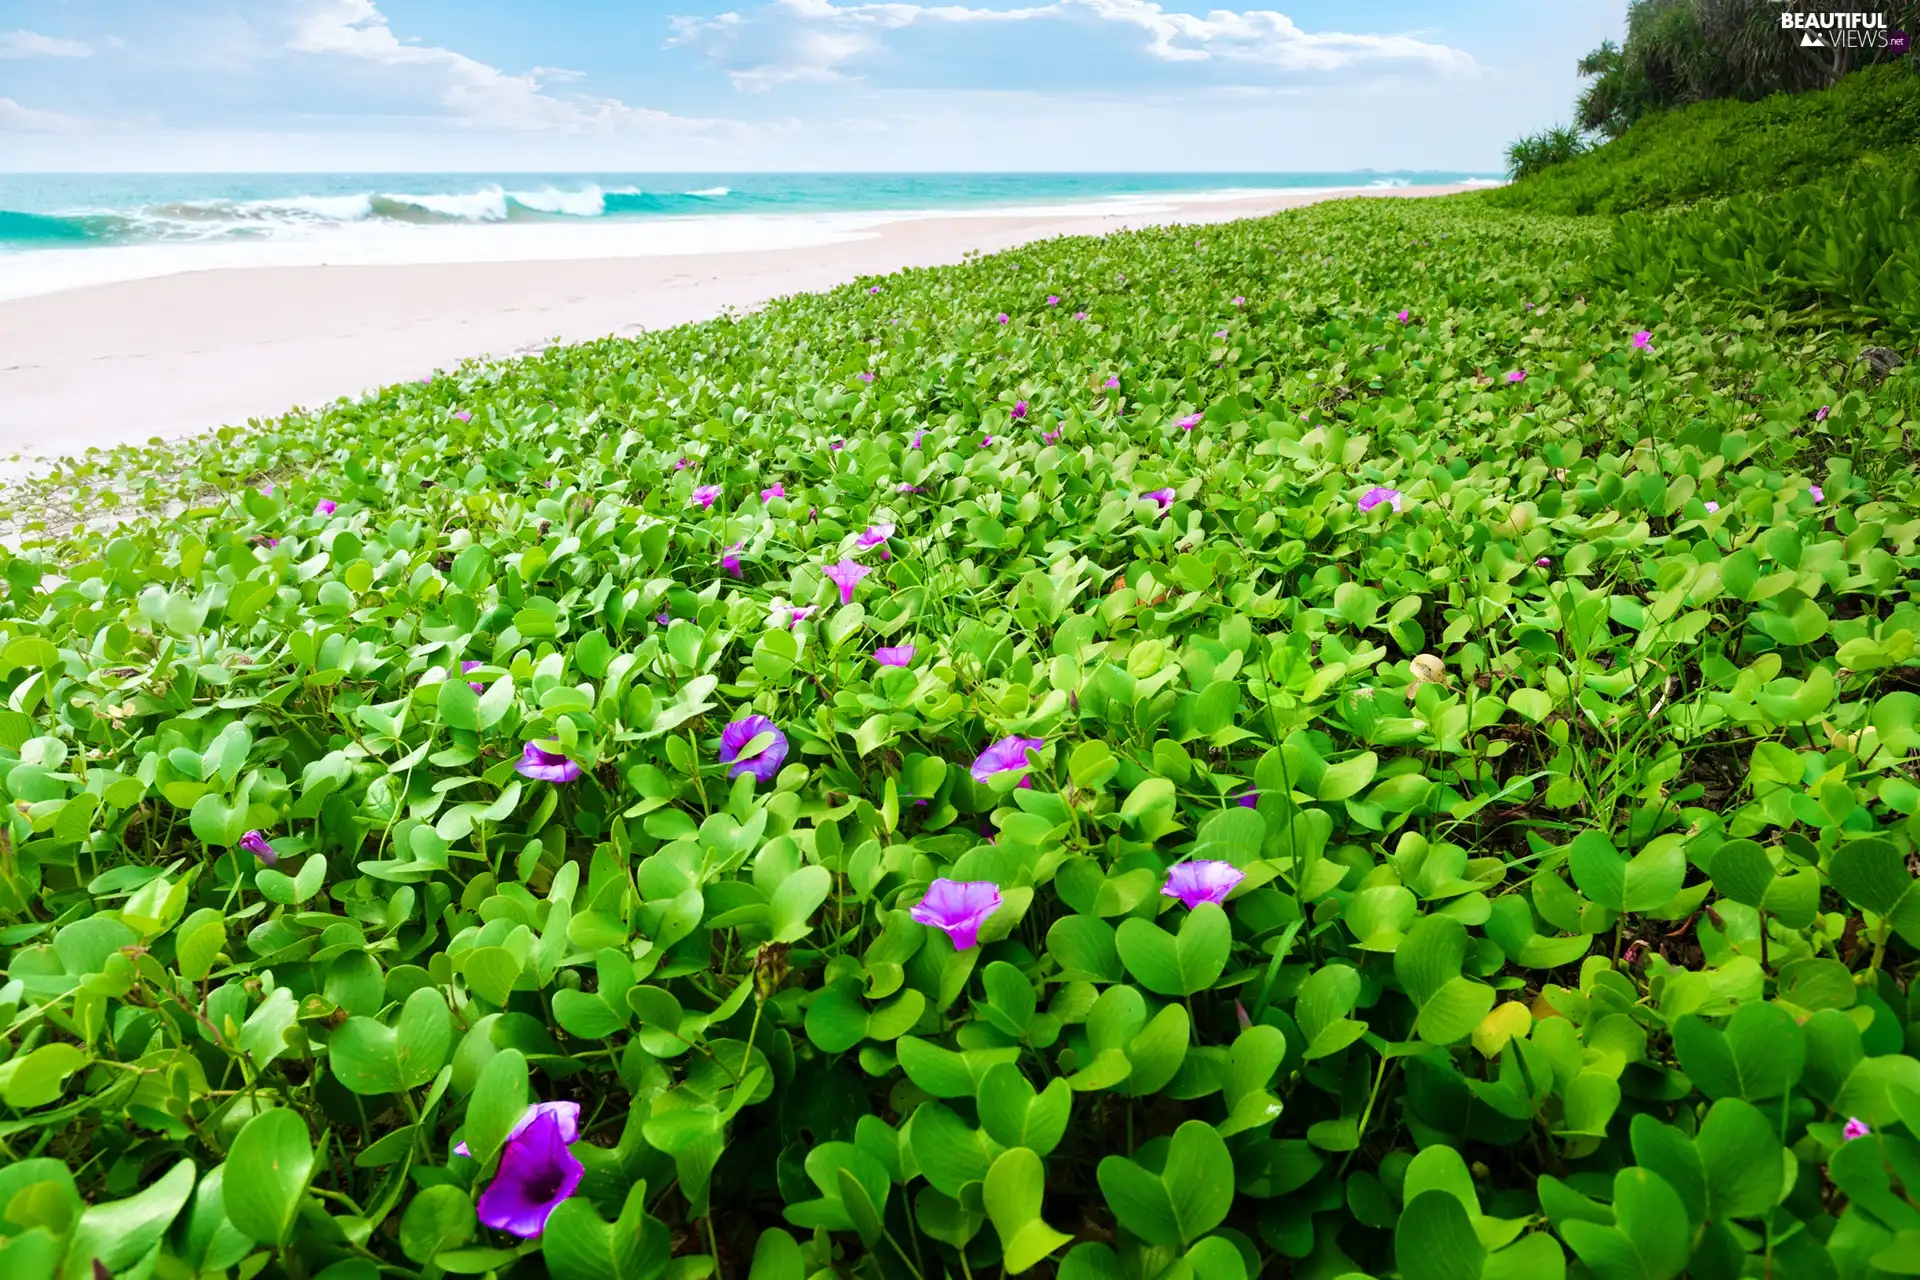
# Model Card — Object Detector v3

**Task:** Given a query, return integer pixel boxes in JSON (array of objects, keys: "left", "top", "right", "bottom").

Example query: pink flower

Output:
[
  {"left": 1810, "top": 484, "right": 1825, "bottom": 503},
  {"left": 239, "top": 831, "right": 276, "bottom": 865},
  {"left": 462, "top": 660, "right": 485, "bottom": 693},
  {"left": 675, "top": 457, "right": 690, "bottom": 471},
  {"left": 1704, "top": 501, "right": 1720, "bottom": 513},
  {"left": 723, "top": 542, "right": 744, "bottom": 577},
  {"left": 515, "top": 743, "right": 582, "bottom": 784},
  {"left": 980, "top": 434, "right": 994, "bottom": 446},
  {"left": 1232, "top": 296, "right": 1245, "bottom": 306},
  {"left": 1396, "top": 309, "right": 1409, "bottom": 323},
  {"left": 1816, "top": 405, "right": 1830, "bottom": 421},
  {"left": 1357, "top": 487, "right": 1403, "bottom": 514},
  {"left": 720, "top": 715, "right": 789, "bottom": 783},
  {"left": 869, "top": 285, "right": 882, "bottom": 294},
  {"left": 911, "top": 431, "right": 924, "bottom": 449},
  {"left": 1631, "top": 330, "right": 1652, "bottom": 349},
  {"left": 453, "top": 410, "right": 472, "bottom": 423},
  {"left": 1506, "top": 370, "right": 1526, "bottom": 384},
  {"left": 1011, "top": 400, "right": 1028, "bottom": 420},
  {"left": 1844, "top": 1117, "right": 1871, "bottom": 1142},
  {"left": 972, "top": 736, "right": 1044, "bottom": 788},
  {"left": 1047, "top": 296, "right": 1060, "bottom": 306},
  {"left": 1535, "top": 557, "right": 1550, "bottom": 567},
  {"left": 1104, "top": 377, "right": 1120, "bottom": 390},
  {"left": 898, "top": 482, "right": 921, "bottom": 492},
  {"left": 858, "top": 371, "right": 875, "bottom": 383},
  {"left": 857, "top": 523, "right": 894, "bottom": 550},
  {"left": 1143, "top": 488, "right": 1175, "bottom": 511},
  {"left": 1073, "top": 311, "right": 1088, "bottom": 321},
  {"left": 1176, "top": 413, "right": 1202, "bottom": 432},
  {"left": 911, "top": 879, "right": 1003, "bottom": 951},
  {"left": 874, "top": 644, "right": 915, "bottom": 667},
  {"left": 1042, "top": 430, "right": 1060, "bottom": 443},
  {"left": 691, "top": 485, "right": 721, "bottom": 508},
  {"left": 1214, "top": 329, "right": 1228, "bottom": 338},
  {"left": 1163, "top": 860, "right": 1244, "bottom": 909},
  {"left": 996, "top": 313, "right": 1010, "bottom": 324},
  {"left": 315, "top": 500, "right": 337, "bottom": 515},
  {"left": 761, "top": 483, "right": 785, "bottom": 502},
  {"left": 831, "top": 440, "right": 844, "bottom": 452},
  {"left": 824, "top": 559, "right": 872, "bottom": 604}
]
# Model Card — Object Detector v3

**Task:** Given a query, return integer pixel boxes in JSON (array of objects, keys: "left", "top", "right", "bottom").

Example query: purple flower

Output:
[
  {"left": 1810, "top": 484, "right": 1825, "bottom": 503},
  {"left": 1011, "top": 400, "right": 1028, "bottom": 420},
  {"left": 1163, "top": 860, "right": 1245, "bottom": 909},
  {"left": 462, "top": 660, "right": 485, "bottom": 693},
  {"left": 315, "top": 500, "right": 337, "bottom": 515},
  {"left": 1843, "top": 1117, "right": 1871, "bottom": 1142},
  {"left": 824, "top": 559, "right": 872, "bottom": 604},
  {"left": 869, "top": 285, "right": 882, "bottom": 294},
  {"left": 723, "top": 542, "right": 743, "bottom": 577},
  {"left": 1506, "top": 369, "right": 1526, "bottom": 384},
  {"left": 720, "top": 714, "right": 789, "bottom": 782},
  {"left": 831, "top": 440, "right": 844, "bottom": 452},
  {"left": 980, "top": 434, "right": 994, "bottom": 447},
  {"left": 1176, "top": 413, "right": 1202, "bottom": 432},
  {"left": 1357, "top": 486, "right": 1403, "bottom": 514},
  {"left": 1104, "top": 376, "right": 1120, "bottom": 390},
  {"left": 857, "top": 523, "right": 895, "bottom": 550},
  {"left": 260, "top": 483, "right": 275, "bottom": 496},
  {"left": 971, "top": 735, "right": 1043, "bottom": 788},
  {"left": 453, "top": 410, "right": 472, "bottom": 423},
  {"left": 1232, "top": 296, "right": 1245, "bottom": 306},
  {"left": 910, "top": 879, "right": 1003, "bottom": 951},
  {"left": 996, "top": 313, "right": 1010, "bottom": 325},
  {"left": 911, "top": 431, "right": 924, "bottom": 449},
  {"left": 656, "top": 611, "right": 671, "bottom": 625},
  {"left": 692, "top": 485, "right": 722, "bottom": 508},
  {"left": 1816, "top": 405, "right": 1830, "bottom": 421},
  {"left": 1396, "top": 309, "right": 1409, "bottom": 323},
  {"left": 675, "top": 457, "right": 691, "bottom": 471},
  {"left": 475, "top": 1108, "right": 583, "bottom": 1240},
  {"left": 874, "top": 644, "right": 915, "bottom": 667},
  {"left": 761, "top": 483, "right": 786, "bottom": 502},
  {"left": 859, "top": 371, "right": 875, "bottom": 383},
  {"left": 238, "top": 830, "right": 276, "bottom": 866},
  {"left": 1143, "top": 488, "right": 1175, "bottom": 511},
  {"left": 1236, "top": 791, "right": 1258, "bottom": 809},
  {"left": 264, "top": 538, "right": 279, "bottom": 548},
  {"left": 1042, "top": 430, "right": 1060, "bottom": 443},
  {"left": 898, "top": 482, "right": 922, "bottom": 492},
  {"left": 1535, "top": 556, "right": 1551, "bottom": 568},
  {"left": 456, "top": 1101, "right": 580, "bottom": 1158},
  {"left": 1631, "top": 330, "right": 1652, "bottom": 349},
  {"left": 1047, "top": 295, "right": 1060, "bottom": 306},
  {"left": 1704, "top": 501, "right": 1720, "bottom": 514},
  {"left": 1073, "top": 311, "right": 1088, "bottom": 321},
  {"left": 515, "top": 743, "right": 582, "bottom": 784},
  {"left": 1213, "top": 329, "right": 1229, "bottom": 338}
]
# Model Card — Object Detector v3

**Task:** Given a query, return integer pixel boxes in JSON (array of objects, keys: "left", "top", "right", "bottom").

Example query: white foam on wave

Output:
[
  {"left": 685, "top": 187, "right": 731, "bottom": 197},
  {"left": 510, "top": 186, "right": 606, "bottom": 216},
  {"left": 240, "top": 193, "right": 377, "bottom": 221},
  {"left": 380, "top": 186, "right": 512, "bottom": 221}
]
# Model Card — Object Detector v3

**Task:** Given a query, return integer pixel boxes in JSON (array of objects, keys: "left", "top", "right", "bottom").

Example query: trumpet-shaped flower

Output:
[
  {"left": 761, "top": 483, "right": 785, "bottom": 502},
  {"left": 1011, "top": 400, "right": 1028, "bottom": 420},
  {"left": 720, "top": 715, "right": 789, "bottom": 782},
  {"left": 515, "top": 743, "right": 581, "bottom": 784},
  {"left": 475, "top": 1108, "right": 583, "bottom": 1239},
  {"left": 824, "top": 559, "right": 872, "bottom": 604},
  {"left": 1357, "top": 487, "right": 1403, "bottom": 514},
  {"left": 1074, "top": 311, "right": 1088, "bottom": 321},
  {"left": 971, "top": 735, "right": 1043, "bottom": 787},
  {"left": 238, "top": 830, "right": 276, "bottom": 865},
  {"left": 910, "top": 879, "right": 1003, "bottom": 951},
  {"left": 857, "top": 523, "right": 895, "bottom": 550},
  {"left": 691, "top": 485, "right": 721, "bottom": 508},
  {"left": 1844, "top": 1117, "right": 1872, "bottom": 1142},
  {"left": 1396, "top": 309, "right": 1409, "bottom": 323},
  {"left": 1143, "top": 488, "right": 1175, "bottom": 510},
  {"left": 723, "top": 543, "right": 744, "bottom": 577},
  {"left": 1631, "top": 330, "right": 1652, "bottom": 349},
  {"left": 1810, "top": 484, "right": 1825, "bottom": 503},
  {"left": 1176, "top": 413, "right": 1202, "bottom": 432},
  {"left": 1232, "top": 296, "right": 1246, "bottom": 306},
  {"left": 1816, "top": 405, "right": 1830, "bottom": 421},
  {"left": 453, "top": 409, "right": 472, "bottom": 423},
  {"left": 1104, "top": 376, "right": 1120, "bottom": 390},
  {"left": 675, "top": 457, "right": 690, "bottom": 471},
  {"left": 462, "top": 660, "right": 484, "bottom": 693},
  {"left": 1506, "top": 369, "right": 1526, "bottom": 384},
  {"left": 858, "top": 371, "right": 874, "bottom": 383},
  {"left": 1163, "top": 860, "right": 1244, "bottom": 909},
  {"left": 1047, "top": 295, "right": 1060, "bottom": 306},
  {"left": 996, "top": 313, "right": 1010, "bottom": 324},
  {"left": 456, "top": 1101, "right": 579, "bottom": 1158},
  {"left": 874, "top": 645, "right": 916, "bottom": 667},
  {"left": 315, "top": 500, "right": 337, "bottom": 515}
]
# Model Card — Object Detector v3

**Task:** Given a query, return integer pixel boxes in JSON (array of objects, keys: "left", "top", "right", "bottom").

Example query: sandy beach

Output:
[{"left": 0, "top": 184, "right": 1471, "bottom": 462}]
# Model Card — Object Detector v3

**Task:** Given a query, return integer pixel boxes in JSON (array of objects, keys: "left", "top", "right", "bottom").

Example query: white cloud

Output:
[
  {"left": 0, "top": 97, "right": 80, "bottom": 130},
  {"left": 0, "top": 29, "right": 94, "bottom": 58},
  {"left": 288, "top": 0, "right": 724, "bottom": 132},
  {"left": 668, "top": 0, "right": 1473, "bottom": 91}
]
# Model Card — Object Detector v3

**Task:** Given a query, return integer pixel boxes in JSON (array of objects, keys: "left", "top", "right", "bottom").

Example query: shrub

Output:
[
  {"left": 1489, "top": 62, "right": 1920, "bottom": 214},
  {"left": 1503, "top": 125, "right": 1590, "bottom": 180}
]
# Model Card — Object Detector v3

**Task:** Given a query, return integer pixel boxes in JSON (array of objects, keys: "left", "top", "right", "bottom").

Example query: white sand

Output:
[{"left": 0, "top": 185, "right": 1471, "bottom": 463}]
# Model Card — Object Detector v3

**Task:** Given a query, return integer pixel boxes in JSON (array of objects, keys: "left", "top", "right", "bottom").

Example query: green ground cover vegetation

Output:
[{"left": 2, "top": 173, "right": 1919, "bottom": 1280}]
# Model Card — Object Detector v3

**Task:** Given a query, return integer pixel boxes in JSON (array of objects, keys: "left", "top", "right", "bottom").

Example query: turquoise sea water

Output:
[{"left": 0, "top": 171, "right": 1495, "bottom": 247}]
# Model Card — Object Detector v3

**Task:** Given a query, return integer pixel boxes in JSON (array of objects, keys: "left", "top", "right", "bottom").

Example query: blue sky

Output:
[{"left": 0, "top": 1, "right": 1622, "bottom": 171}]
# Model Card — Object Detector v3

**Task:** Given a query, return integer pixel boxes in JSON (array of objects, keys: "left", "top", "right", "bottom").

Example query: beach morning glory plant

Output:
[
  {"left": 1163, "top": 860, "right": 1245, "bottom": 908},
  {"left": 515, "top": 743, "right": 581, "bottom": 784},
  {"left": 692, "top": 484, "right": 721, "bottom": 508},
  {"left": 475, "top": 1108, "right": 583, "bottom": 1239},
  {"left": 239, "top": 831, "right": 276, "bottom": 865},
  {"left": 824, "top": 559, "right": 872, "bottom": 604},
  {"left": 874, "top": 644, "right": 915, "bottom": 667},
  {"left": 972, "top": 735, "right": 1043, "bottom": 788},
  {"left": 1358, "top": 486, "right": 1403, "bottom": 513}
]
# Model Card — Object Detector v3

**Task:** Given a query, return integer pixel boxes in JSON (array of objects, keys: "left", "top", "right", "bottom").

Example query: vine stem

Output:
[{"left": 1337, "top": 1054, "right": 1393, "bottom": 1178}]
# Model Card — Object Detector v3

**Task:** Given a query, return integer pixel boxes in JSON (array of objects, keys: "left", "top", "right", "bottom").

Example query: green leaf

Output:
[
  {"left": 1316, "top": 752, "right": 1378, "bottom": 801},
  {"left": 1560, "top": 1168, "right": 1691, "bottom": 1280},
  {"left": 1394, "top": 1190, "right": 1485, "bottom": 1280},
  {"left": 984, "top": 1147, "right": 1073, "bottom": 1274},
  {"left": 1694, "top": 1098, "right": 1785, "bottom": 1220},
  {"left": 1671, "top": 1003, "right": 1804, "bottom": 1101},
  {"left": 1115, "top": 902, "right": 1231, "bottom": 996},
  {"left": 1394, "top": 915, "right": 1495, "bottom": 1045},
  {"left": 767, "top": 865, "right": 832, "bottom": 943},
  {"left": 465, "top": 1048, "right": 529, "bottom": 1166},
  {"left": 976, "top": 1063, "right": 1072, "bottom": 1155},
  {"left": 1094, "top": 1120, "right": 1232, "bottom": 1249},
  {"left": 401, "top": 1185, "right": 477, "bottom": 1264},
  {"left": 543, "top": 1182, "right": 671, "bottom": 1280},
  {"left": 222, "top": 1109, "right": 314, "bottom": 1246},
  {"left": 395, "top": 986, "right": 453, "bottom": 1088},
  {"left": 62, "top": 1159, "right": 196, "bottom": 1280}
]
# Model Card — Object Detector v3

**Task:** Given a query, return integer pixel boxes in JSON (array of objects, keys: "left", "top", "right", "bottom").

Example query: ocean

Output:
[{"left": 0, "top": 171, "right": 1499, "bottom": 301}]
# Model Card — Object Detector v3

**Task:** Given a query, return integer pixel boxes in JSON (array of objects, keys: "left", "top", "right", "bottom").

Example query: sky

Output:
[{"left": 0, "top": 0, "right": 1623, "bottom": 172}]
